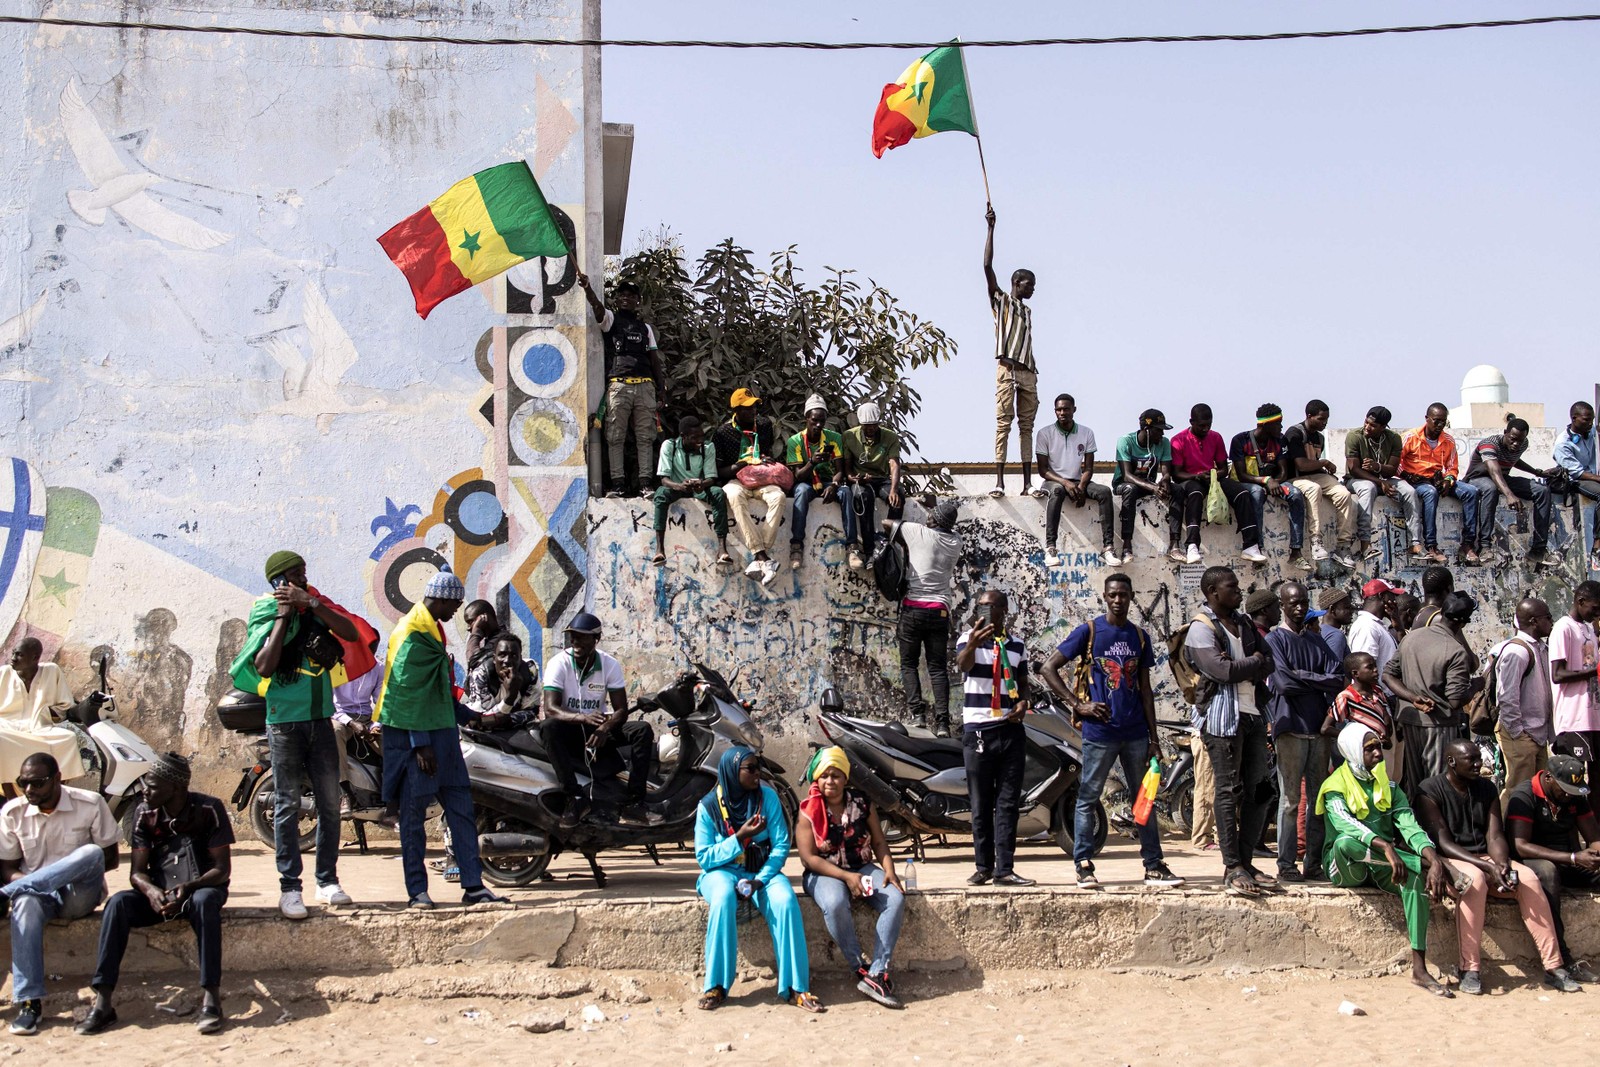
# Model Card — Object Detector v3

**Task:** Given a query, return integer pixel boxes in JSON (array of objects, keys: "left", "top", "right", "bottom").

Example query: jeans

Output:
[
  {"left": 801, "top": 863, "right": 906, "bottom": 975},
  {"left": 1467, "top": 474, "right": 1551, "bottom": 553},
  {"left": 2, "top": 842, "right": 106, "bottom": 1001},
  {"left": 382, "top": 724, "right": 484, "bottom": 900},
  {"left": 1076, "top": 736, "right": 1163, "bottom": 867},
  {"left": 1571, "top": 479, "right": 1600, "bottom": 552},
  {"left": 896, "top": 605, "right": 950, "bottom": 727},
  {"left": 1170, "top": 475, "right": 1256, "bottom": 548},
  {"left": 1243, "top": 482, "right": 1306, "bottom": 551},
  {"left": 1412, "top": 479, "right": 1478, "bottom": 549},
  {"left": 93, "top": 886, "right": 227, "bottom": 991},
  {"left": 790, "top": 482, "right": 856, "bottom": 546},
  {"left": 1113, "top": 483, "right": 1158, "bottom": 546},
  {"left": 1202, "top": 714, "right": 1271, "bottom": 873},
  {"left": 538, "top": 718, "right": 654, "bottom": 804},
  {"left": 653, "top": 485, "right": 729, "bottom": 538},
  {"left": 1274, "top": 733, "right": 1328, "bottom": 873},
  {"left": 1044, "top": 481, "right": 1114, "bottom": 550},
  {"left": 1347, "top": 477, "right": 1420, "bottom": 545},
  {"left": 269, "top": 717, "right": 343, "bottom": 893},
  {"left": 1523, "top": 858, "right": 1600, "bottom": 965},
  {"left": 854, "top": 478, "right": 903, "bottom": 554},
  {"left": 963, "top": 722, "right": 1026, "bottom": 874}
]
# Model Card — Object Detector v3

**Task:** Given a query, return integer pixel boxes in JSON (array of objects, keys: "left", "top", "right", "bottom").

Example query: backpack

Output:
[
  {"left": 871, "top": 521, "right": 910, "bottom": 602},
  {"left": 1466, "top": 636, "right": 1535, "bottom": 736},
  {"left": 1167, "top": 610, "right": 1226, "bottom": 707}
]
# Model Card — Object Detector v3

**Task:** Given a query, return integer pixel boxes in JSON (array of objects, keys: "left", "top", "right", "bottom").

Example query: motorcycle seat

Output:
[
  {"left": 462, "top": 727, "right": 549, "bottom": 761},
  {"left": 844, "top": 716, "right": 964, "bottom": 767}
]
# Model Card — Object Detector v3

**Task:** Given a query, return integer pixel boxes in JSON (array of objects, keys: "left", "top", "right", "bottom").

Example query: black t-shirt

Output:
[
  {"left": 1417, "top": 774, "right": 1495, "bottom": 854},
  {"left": 1504, "top": 778, "right": 1586, "bottom": 856},
  {"left": 1283, "top": 422, "right": 1325, "bottom": 472},
  {"left": 603, "top": 309, "right": 656, "bottom": 380},
  {"left": 132, "top": 793, "right": 235, "bottom": 879}
]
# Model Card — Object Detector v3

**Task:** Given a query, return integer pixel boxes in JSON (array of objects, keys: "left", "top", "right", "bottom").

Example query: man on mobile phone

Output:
[{"left": 954, "top": 590, "right": 1034, "bottom": 887}]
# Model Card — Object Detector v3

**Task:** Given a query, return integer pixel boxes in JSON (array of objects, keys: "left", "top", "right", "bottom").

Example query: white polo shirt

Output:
[
  {"left": 1034, "top": 422, "right": 1097, "bottom": 481},
  {"left": 0, "top": 785, "right": 119, "bottom": 876},
  {"left": 542, "top": 649, "right": 626, "bottom": 715}
]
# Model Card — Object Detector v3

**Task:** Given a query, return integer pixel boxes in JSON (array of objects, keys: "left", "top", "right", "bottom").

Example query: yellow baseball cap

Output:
[{"left": 729, "top": 388, "right": 761, "bottom": 409}]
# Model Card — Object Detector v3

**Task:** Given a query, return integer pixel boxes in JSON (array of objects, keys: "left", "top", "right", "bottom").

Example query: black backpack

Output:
[{"left": 871, "top": 521, "right": 910, "bottom": 602}]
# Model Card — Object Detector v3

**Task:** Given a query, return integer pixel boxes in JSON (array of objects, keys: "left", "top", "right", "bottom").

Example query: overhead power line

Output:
[{"left": 0, "top": 11, "right": 1597, "bottom": 50}]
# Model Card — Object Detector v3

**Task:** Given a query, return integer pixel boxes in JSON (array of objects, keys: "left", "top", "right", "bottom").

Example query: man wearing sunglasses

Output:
[{"left": 0, "top": 752, "right": 120, "bottom": 1035}]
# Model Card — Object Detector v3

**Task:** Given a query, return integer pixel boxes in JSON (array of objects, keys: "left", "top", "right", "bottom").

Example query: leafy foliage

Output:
[{"left": 610, "top": 238, "right": 957, "bottom": 453}]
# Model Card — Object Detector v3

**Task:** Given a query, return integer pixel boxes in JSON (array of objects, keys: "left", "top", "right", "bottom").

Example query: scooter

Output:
[
  {"left": 215, "top": 687, "right": 409, "bottom": 852},
  {"left": 815, "top": 688, "right": 1107, "bottom": 859},
  {"left": 65, "top": 655, "right": 159, "bottom": 830},
  {"left": 458, "top": 662, "right": 795, "bottom": 889}
]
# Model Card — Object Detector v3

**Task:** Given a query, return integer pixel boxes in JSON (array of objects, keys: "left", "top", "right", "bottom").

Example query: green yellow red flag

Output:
[
  {"left": 378, "top": 161, "right": 571, "bottom": 319},
  {"left": 871, "top": 44, "right": 979, "bottom": 158}
]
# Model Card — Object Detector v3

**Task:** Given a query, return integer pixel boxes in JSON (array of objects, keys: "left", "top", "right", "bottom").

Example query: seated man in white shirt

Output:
[{"left": 0, "top": 752, "right": 120, "bottom": 1035}]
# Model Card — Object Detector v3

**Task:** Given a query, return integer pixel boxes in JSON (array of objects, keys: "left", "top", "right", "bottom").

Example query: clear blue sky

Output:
[{"left": 602, "top": 2, "right": 1600, "bottom": 461}]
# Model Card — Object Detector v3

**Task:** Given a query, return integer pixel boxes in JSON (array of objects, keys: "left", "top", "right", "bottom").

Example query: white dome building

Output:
[{"left": 1448, "top": 364, "right": 1543, "bottom": 430}]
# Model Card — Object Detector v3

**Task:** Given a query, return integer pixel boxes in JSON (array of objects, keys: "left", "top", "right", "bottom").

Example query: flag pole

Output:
[{"left": 954, "top": 40, "right": 992, "bottom": 208}]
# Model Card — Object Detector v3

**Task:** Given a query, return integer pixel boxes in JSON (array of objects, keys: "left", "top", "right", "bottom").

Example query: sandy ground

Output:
[{"left": 13, "top": 964, "right": 1595, "bottom": 1065}]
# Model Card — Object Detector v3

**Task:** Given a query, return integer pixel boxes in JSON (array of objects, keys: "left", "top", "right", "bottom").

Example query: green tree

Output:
[{"left": 611, "top": 238, "right": 957, "bottom": 453}]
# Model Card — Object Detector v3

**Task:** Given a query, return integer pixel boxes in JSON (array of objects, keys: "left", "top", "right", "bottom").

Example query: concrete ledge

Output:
[{"left": 12, "top": 887, "right": 1596, "bottom": 983}]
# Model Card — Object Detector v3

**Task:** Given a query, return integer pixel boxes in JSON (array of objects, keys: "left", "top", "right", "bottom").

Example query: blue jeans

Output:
[
  {"left": 1412, "top": 479, "right": 1478, "bottom": 549},
  {"left": 1243, "top": 482, "right": 1306, "bottom": 551},
  {"left": 1467, "top": 474, "right": 1551, "bottom": 553},
  {"left": 1274, "top": 733, "right": 1329, "bottom": 874},
  {"left": 383, "top": 724, "right": 483, "bottom": 899},
  {"left": 3, "top": 842, "right": 105, "bottom": 1001},
  {"left": 801, "top": 862, "right": 906, "bottom": 975},
  {"left": 268, "top": 718, "right": 343, "bottom": 892},
  {"left": 790, "top": 482, "right": 856, "bottom": 546},
  {"left": 1076, "top": 737, "right": 1163, "bottom": 867}
]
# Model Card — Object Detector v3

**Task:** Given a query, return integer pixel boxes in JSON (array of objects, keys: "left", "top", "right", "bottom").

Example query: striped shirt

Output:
[
  {"left": 990, "top": 291, "right": 1035, "bottom": 372},
  {"left": 956, "top": 629, "right": 1030, "bottom": 730}
]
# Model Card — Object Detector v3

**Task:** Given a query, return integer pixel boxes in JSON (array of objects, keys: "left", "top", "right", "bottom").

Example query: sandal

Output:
[
  {"left": 697, "top": 987, "right": 726, "bottom": 1011},
  {"left": 650, "top": 552, "right": 666, "bottom": 566},
  {"left": 787, "top": 991, "right": 826, "bottom": 1013},
  {"left": 715, "top": 553, "right": 734, "bottom": 567},
  {"left": 987, "top": 488, "right": 1005, "bottom": 499},
  {"left": 1224, "top": 869, "right": 1262, "bottom": 897}
]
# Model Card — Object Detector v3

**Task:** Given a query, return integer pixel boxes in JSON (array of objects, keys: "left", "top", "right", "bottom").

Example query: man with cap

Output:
[
  {"left": 1245, "top": 587, "right": 1280, "bottom": 638},
  {"left": 541, "top": 612, "right": 657, "bottom": 827},
  {"left": 0, "top": 753, "right": 119, "bottom": 1035},
  {"left": 1506, "top": 751, "right": 1600, "bottom": 982},
  {"left": 1316, "top": 587, "right": 1355, "bottom": 663},
  {"left": 1111, "top": 410, "right": 1174, "bottom": 562},
  {"left": 78, "top": 753, "right": 233, "bottom": 1036},
  {"left": 577, "top": 271, "right": 665, "bottom": 498},
  {"left": 1344, "top": 405, "right": 1422, "bottom": 561},
  {"left": 1035, "top": 393, "right": 1117, "bottom": 567},
  {"left": 1285, "top": 399, "right": 1358, "bottom": 568},
  {"left": 229, "top": 551, "right": 359, "bottom": 920},
  {"left": 843, "top": 401, "right": 903, "bottom": 567},
  {"left": 1349, "top": 578, "right": 1402, "bottom": 681},
  {"left": 785, "top": 395, "right": 856, "bottom": 573},
  {"left": 1232, "top": 403, "right": 1312, "bottom": 572},
  {"left": 983, "top": 206, "right": 1040, "bottom": 499},
  {"left": 884, "top": 502, "right": 963, "bottom": 737},
  {"left": 713, "top": 388, "right": 784, "bottom": 584},
  {"left": 376, "top": 567, "right": 507, "bottom": 909}
]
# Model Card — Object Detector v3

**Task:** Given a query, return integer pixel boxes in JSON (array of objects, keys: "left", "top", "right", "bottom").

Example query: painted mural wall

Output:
[
  {"left": 591, "top": 426, "right": 1592, "bottom": 772},
  {"left": 0, "top": 0, "right": 599, "bottom": 783}
]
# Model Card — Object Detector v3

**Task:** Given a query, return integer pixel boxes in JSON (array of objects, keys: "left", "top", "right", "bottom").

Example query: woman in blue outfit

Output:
[{"left": 694, "top": 746, "right": 823, "bottom": 1013}]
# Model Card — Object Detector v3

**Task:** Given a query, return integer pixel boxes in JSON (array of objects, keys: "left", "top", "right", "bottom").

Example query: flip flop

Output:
[
  {"left": 715, "top": 553, "right": 734, "bottom": 567},
  {"left": 787, "top": 991, "right": 826, "bottom": 1013},
  {"left": 697, "top": 987, "right": 726, "bottom": 1011},
  {"left": 987, "top": 488, "right": 1005, "bottom": 499},
  {"left": 650, "top": 553, "right": 666, "bottom": 566}
]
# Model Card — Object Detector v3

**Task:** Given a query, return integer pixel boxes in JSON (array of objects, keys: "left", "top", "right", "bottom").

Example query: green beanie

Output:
[{"left": 264, "top": 550, "right": 305, "bottom": 581}]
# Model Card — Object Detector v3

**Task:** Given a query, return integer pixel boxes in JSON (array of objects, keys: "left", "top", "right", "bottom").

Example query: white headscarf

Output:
[{"left": 1337, "top": 721, "right": 1377, "bottom": 781}]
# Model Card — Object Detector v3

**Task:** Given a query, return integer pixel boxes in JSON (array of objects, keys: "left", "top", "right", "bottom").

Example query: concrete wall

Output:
[
  {"left": 0, "top": 1, "right": 601, "bottom": 782},
  {"left": 593, "top": 423, "right": 1591, "bottom": 771}
]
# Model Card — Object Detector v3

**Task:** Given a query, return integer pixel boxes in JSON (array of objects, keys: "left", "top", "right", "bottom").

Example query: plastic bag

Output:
[{"left": 1204, "top": 470, "right": 1231, "bottom": 525}]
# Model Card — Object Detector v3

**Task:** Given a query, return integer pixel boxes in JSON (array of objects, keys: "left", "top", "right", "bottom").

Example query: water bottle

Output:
[
  {"left": 736, "top": 878, "right": 754, "bottom": 899},
  {"left": 902, "top": 859, "right": 917, "bottom": 891},
  {"left": 860, "top": 873, "right": 875, "bottom": 897}
]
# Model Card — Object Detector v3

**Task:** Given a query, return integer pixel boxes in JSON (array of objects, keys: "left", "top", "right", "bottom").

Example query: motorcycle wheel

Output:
[
  {"left": 1170, "top": 779, "right": 1194, "bottom": 838},
  {"left": 1053, "top": 787, "right": 1108, "bottom": 857},
  {"left": 771, "top": 780, "right": 799, "bottom": 833},
  {"left": 249, "top": 769, "right": 317, "bottom": 853},
  {"left": 476, "top": 814, "right": 553, "bottom": 888}
]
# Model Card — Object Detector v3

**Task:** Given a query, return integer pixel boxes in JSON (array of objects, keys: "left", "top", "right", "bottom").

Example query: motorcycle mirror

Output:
[{"left": 97, "top": 655, "right": 110, "bottom": 693}]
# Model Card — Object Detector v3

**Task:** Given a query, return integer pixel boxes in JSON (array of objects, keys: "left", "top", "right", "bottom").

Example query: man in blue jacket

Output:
[{"left": 1263, "top": 580, "right": 1345, "bottom": 882}]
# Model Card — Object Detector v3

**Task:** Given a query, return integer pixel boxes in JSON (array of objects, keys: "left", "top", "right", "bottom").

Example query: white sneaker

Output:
[
  {"left": 314, "top": 883, "right": 353, "bottom": 907},
  {"left": 1241, "top": 545, "right": 1268, "bottom": 564},
  {"left": 743, "top": 558, "right": 763, "bottom": 577},
  {"left": 760, "top": 560, "right": 780, "bottom": 585},
  {"left": 1185, "top": 544, "right": 1202, "bottom": 565},
  {"left": 1311, "top": 544, "right": 1331, "bottom": 561},
  {"left": 1044, "top": 550, "right": 1063, "bottom": 568},
  {"left": 1101, "top": 548, "right": 1123, "bottom": 566},
  {"left": 1331, "top": 548, "right": 1358, "bottom": 569},
  {"left": 279, "top": 890, "right": 308, "bottom": 920}
]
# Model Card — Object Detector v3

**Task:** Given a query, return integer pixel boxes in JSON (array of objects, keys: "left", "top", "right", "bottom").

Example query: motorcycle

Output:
[
  {"left": 458, "top": 662, "right": 796, "bottom": 889},
  {"left": 65, "top": 655, "right": 160, "bottom": 832},
  {"left": 815, "top": 689, "right": 1107, "bottom": 859},
  {"left": 215, "top": 687, "right": 410, "bottom": 852},
  {"left": 1100, "top": 717, "right": 1198, "bottom": 838}
]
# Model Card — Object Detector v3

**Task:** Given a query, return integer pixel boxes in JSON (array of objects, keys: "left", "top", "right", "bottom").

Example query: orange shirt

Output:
[{"left": 1399, "top": 426, "right": 1459, "bottom": 480}]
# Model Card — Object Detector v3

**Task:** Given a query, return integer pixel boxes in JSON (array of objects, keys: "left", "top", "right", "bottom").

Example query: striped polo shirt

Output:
[
  {"left": 990, "top": 291, "right": 1035, "bottom": 372},
  {"left": 956, "top": 629, "right": 1030, "bottom": 731}
]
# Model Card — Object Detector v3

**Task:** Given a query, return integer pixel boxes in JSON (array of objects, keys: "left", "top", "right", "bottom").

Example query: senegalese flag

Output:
[
  {"left": 374, "top": 600, "right": 457, "bottom": 732},
  {"left": 378, "top": 161, "right": 571, "bottom": 319},
  {"left": 871, "top": 44, "right": 979, "bottom": 158}
]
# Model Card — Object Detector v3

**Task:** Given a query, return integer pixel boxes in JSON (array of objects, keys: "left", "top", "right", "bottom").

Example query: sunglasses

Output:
[{"left": 15, "top": 777, "right": 53, "bottom": 789}]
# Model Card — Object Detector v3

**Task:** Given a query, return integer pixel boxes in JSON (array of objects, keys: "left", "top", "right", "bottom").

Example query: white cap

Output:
[
  {"left": 803, "top": 393, "right": 827, "bottom": 415},
  {"left": 856, "top": 402, "right": 881, "bottom": 425}
]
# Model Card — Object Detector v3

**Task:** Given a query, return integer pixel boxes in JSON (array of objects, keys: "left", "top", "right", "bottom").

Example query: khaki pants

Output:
[
  {"left": 333, "top": 718, "right": 358, "bottom": 785},
  {"left": 724, "top": 482, "right": 786, "bottom": 555},
  {"left": 994, "top": 362, "right": 1039, "bottom": 464},
  {"left": 1291, "top": 472, "right": 1356, "bottom": 549},
  {"left": 1190, "top": 731, "right": 1217, "bottom": 848},
  {"left": 1497, "top": 725, "right": 1548, "bottom": 808},
  {"left": 604, "top": 379, "right": 657, "bottom": 489}
]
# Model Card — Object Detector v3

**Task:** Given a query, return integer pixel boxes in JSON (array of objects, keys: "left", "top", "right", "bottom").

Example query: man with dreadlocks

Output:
[
  {"left": 955, "top": 589, "right": 1036, "bottom": 887},
  {"left": 230, "top": 550, "right": 360, "bottom": 920},
  {"left": 78, "top": 753, "right": 233, "bottom": 1036}
]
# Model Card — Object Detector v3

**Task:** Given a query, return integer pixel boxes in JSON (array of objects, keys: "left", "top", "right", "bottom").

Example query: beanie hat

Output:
[
  {"left": 147, "top": 751, "right": 192, "bottom": 787},
  {"left": 1244, "top": 589, "right": 1277, "bottom": 614},
  {"left": 265, "top": 550, "right": 304, "bottom": 581},
  {"left": 1317, "top": 587, "right": 1352, "bottom": 611},
  {"left": 803, "top": 394, "right": 827, "bottom": 415},
  {"left": 425, "top": 566, "right": 465, "bottom": 601},
  {"left": 856, "top": 402, "right": 882, "bottom": 425}
]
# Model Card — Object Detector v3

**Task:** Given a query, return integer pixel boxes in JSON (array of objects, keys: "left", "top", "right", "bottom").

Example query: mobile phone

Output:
[
  {"left": 271, "top": 574, "right": 290, "bottom": 590},
  {"left": 988, "top": 602, "right": 1003, "bottom": 628}
]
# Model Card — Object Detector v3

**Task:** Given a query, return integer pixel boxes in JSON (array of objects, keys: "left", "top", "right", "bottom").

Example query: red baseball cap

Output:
[{"left": 1361, "top": 578, "right": 1403, "bottom": 598}]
